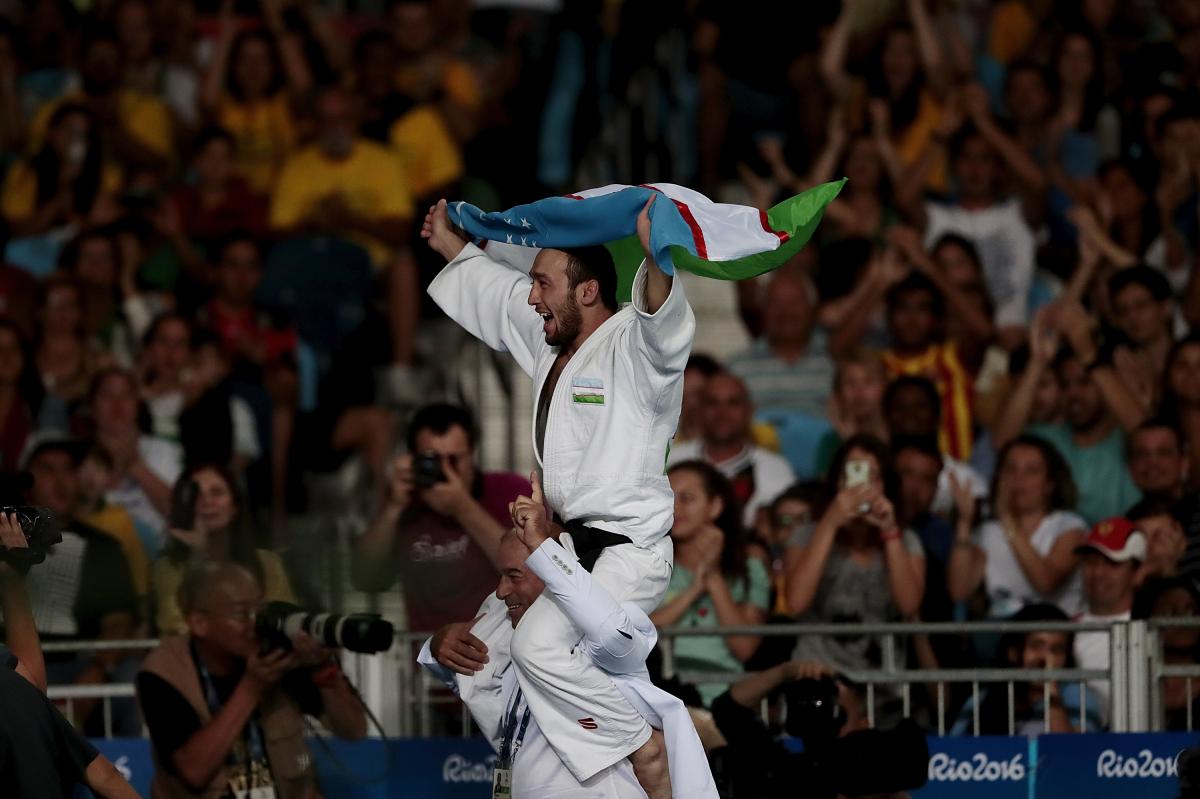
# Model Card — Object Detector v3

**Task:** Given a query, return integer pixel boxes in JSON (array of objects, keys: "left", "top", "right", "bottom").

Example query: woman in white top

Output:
[{"left": 948, "top": 434, "right": 1087, "bottom": 617}]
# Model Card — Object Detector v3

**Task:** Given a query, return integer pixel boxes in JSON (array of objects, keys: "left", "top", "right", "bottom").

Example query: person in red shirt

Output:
[
  {"left": 351, "top": 402, "right": 531, "bottom": 635},
  {"left": 168, "top": 127, "right": 268, "bottom": 257}
]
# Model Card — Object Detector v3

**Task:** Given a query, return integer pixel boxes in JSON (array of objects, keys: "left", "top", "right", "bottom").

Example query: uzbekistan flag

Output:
[{"left": 445, "top": 180, "right": 845, "bottom": 302}]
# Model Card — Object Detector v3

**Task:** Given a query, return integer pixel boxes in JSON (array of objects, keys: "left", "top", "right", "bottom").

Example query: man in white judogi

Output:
[
  {"left": 419, "top": 481, "right": 716, "bottom": 798},
  {"left": 422, "top": 195, "right": 694, "bottom": 796}
]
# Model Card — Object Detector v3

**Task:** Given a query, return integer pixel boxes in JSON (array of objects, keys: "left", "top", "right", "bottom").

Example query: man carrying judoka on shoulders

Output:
[
  {"left": 419, "top": 473, "right": 717, "bottom": 798},
  {"left": 422, "top": 191, "right": 694, "bottom": 798}
]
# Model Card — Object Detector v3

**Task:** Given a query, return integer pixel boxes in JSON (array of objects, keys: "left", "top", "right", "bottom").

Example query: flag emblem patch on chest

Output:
[{"left": 571, "top": 377, "right": 605, "bottom": 405}]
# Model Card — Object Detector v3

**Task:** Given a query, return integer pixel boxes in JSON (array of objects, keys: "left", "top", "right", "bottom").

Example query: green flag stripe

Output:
[{"left": 609, "top": 179, "right": 845, "bottom": 302}]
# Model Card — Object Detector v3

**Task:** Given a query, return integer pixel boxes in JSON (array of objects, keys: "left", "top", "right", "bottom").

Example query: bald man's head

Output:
[
  {"left": 495, "top": 530, "right": 545, "bottom": 627},
  {"left": 180, "top": 561, "right": 262, "bottom": 659}
]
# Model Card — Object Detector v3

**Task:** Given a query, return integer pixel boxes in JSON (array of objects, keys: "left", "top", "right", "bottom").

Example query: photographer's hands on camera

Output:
[
  {"left": 830, "top": 484, "right": 899, "bottom": 540},
  {"left": 0, "top": 511, "right": 37, "bottom": 575},
  {"left": 382, "top": 453, "right": 472, "bottom": 519},
  {"left": 242, "top": 632, "right": 338, "bottom": 696}
]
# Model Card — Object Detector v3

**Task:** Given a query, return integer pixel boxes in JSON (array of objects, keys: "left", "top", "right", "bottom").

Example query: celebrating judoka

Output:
[
  {"left": 421, "top": 190, "right": 699, "bottom": 798},
  {"left": 419, "top": 472, "right": 716, "bottom": 798}
]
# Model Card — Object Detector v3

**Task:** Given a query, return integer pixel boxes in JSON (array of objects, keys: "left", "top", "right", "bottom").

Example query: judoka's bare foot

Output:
[
  {"left": 629, "top": 728, "right": 669, "bottom": 799},
  {"left": 422, "top": 199, "right": 468, "bottom": 262}
]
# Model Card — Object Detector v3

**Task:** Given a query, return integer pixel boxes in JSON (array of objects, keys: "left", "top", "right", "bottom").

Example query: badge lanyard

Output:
[
  {"left": 190, "top": 640, "right": 273, "bottom": 797},
  {"left": 498, "top": 686, "right": 532, "bottom": 769},
  {"left": 493, "top": 687, "right": 531, "bottom": 799}
]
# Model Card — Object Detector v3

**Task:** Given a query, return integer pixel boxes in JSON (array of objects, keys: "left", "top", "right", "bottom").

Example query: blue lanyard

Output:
[
  {"left": 190, "top": 640, "right": 268, "bottom": 766},
  {"left": 498, "top": 687, "right": 532, "bottom": 769}
]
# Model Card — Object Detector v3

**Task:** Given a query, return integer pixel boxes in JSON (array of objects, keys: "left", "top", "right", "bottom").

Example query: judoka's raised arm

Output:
[
  {"left": 639, "top": 196, "right": 672, "bottom": 315},
  {"left": 509, "top": 473, "right": 656, "bottom": 675}
]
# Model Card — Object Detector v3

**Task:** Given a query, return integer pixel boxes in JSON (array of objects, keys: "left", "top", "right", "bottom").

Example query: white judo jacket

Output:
[
  {"left": 427, "top": 243, "right": 696, "bottom": 549},
  {"left": 419, "top": 537, "right": 719, "bottom": 799}
]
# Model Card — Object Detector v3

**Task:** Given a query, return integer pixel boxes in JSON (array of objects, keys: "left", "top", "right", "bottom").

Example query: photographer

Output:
[
  {"left": 136, "top": 560, "right": 366, "bottom": 798},
  {"left": 352, "top": 402, "right": 530, "bottom": 633},
  {"left": 0, "top": 512, "right": 140, "bottom": 798},
  {"left": 709, "top": 658, "right": 927, "bottom": 799}
]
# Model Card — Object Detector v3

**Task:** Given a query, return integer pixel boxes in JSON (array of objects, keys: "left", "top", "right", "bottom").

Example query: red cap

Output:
[{"left": 1075, "top": 517, "right": 1147, "bottom": 562}]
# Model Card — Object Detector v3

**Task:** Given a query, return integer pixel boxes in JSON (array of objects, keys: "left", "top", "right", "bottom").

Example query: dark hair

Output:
[
  {"left": 885, "top": 271, "right": 946, "bottom": 322},
  {"left": 562, "top": 245, "right": 618, "bottom": 312},
  {"left": 1132, "top": 576, "right": 1200, "bottom": 621},
  {"left": 35, "top": 273, "right": 86, "bottom": 340},
  {"left": 1009, "top": 344, "right": 1032, "bottom": 377},
  {"left": 142, "top": 311, "right": 193, "bottom": 352},
  {"left": 667, "top": 460, "right": 749, "bottom": 584},
  {"left": 214, "top": 230, "right": 264, "bottom": 265},
  {"left": 0, "top": 318, "right": 43, "bottom": 413},
  {"left": 192, "top": 125, "right": 236, "bottom": 156},
  {"left": 1108, "top": 265, "right": 1173, "bottom": 304},
  {"left": 1125, "top": 495, "right": 1180, "bottom": 524},
  {"left": 1131, "top": 416, "right": 1185, "bottom": 453},
  {"left": 31, "top": 103, "right": 103, "bottom": 217},
  {"left": 890, "top": 433, "right": 943, "bottom": 468},
  {"left": 977, "top": 602, "right": 1076, "bottom": 734},
  {"left": 883, "top": 375, "right": 942, "bottom": 425},
  {"left": 822, "top": 434, "right": 901, "bottom": 517},
  {"left": 1051, "top": 27, "right": 1107, "bottom": 132},
  {"left": 864, "top": 23, "right": 922, "bottom": 133},
  {"left": 1160, "top": 332, "right": 1200, "bottom": 423},
  {"left": 932, "top": 233, "right": 983, "bottom": 271},
  {"left": 837, "top": 134, "right": 893, "bottom": 200},
  {"left": 769, "top": 481, "right": 824, "bottom": 518},
  {"left": 991, "top": 434, "right": 1078, "bottom": 513},
  {"left": 353, "top": 29, "right": 395, "bottom": 65},
  {"left": 686, "top": 353, "right": 722, "bottom": 378},
  {"left": 57, "top": 226, "right": 119, "bottom": 274},
  {"left": 1004, "top": 59, "right": 1051, "bottom": 99},
  {"left": 406, "top": 402, "right": 477, "bottom": 452},
  {"left": 226, "top": 30, "right": 284, "bottom": 101},
  {"left": 165, "top": 463, "right": 264, "bottom": 585}
]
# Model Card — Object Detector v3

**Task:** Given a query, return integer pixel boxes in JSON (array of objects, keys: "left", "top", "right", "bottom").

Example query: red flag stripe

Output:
[{"left": 760, "top": 210, "right": 789, "bottom": 243}]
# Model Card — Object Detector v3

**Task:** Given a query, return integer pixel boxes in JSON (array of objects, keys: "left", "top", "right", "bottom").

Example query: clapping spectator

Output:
[
  {"left": 948, "top": 435, "right": 1086, "bottom": 618},
  {"left": 993, "top": 304, "right": 1145, "bottom": 523},
  {"left": 652, "top": 460, "right": 769, "bottom": 706},
  {"left": 153, "top": 464, "right": 293, "bottom": 635},
  {"left": 785, "top": 436, "right": 925, "bottom": 677}
]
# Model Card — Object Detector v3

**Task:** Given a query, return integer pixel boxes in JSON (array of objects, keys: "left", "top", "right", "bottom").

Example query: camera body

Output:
[
  {"left": 0, "top": 506, "right": 62, "bottom": 573},
  {"left": 412, "top": 452, "right": 446, "bottom": 487},
  {"left": 783, "top": 676, "right": 846, "bottom": 744},
  {"left": 256, "top": 601, "right": 395, "bottom": 654}
]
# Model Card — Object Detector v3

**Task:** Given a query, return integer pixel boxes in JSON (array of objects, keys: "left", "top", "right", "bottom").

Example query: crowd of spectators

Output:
[{"left": 1, "top": 0, "right": 1200, "bottom": 752}]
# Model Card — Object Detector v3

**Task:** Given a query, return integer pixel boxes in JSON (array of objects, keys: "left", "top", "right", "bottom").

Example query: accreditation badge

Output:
[{"left": 491, "top": 766, "right": 512, "bottom": 799}]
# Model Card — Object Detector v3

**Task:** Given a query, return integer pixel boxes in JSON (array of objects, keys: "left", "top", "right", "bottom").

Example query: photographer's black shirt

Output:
[
  {"left": 137, "top": 663, "right": 323, "bottom": 782},
  {"left": 0, "top": 646, "right": 100, "bottom": 797}
]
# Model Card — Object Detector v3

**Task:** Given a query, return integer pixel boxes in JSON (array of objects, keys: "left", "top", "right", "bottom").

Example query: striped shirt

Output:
[
  {"left": 883, "top": 341, "right": 975, "bottom": 460},
  {"left": 727, "top": 332, "right": 835, "bottom": 419}
]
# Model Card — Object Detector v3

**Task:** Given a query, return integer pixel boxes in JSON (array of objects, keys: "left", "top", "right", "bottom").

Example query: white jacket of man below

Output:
[
  {"left": 428, "top": 243, "right": 695, "bottom": 547},
  {"left": 419, "top": 536, "right": 719, "bottom": 799}
]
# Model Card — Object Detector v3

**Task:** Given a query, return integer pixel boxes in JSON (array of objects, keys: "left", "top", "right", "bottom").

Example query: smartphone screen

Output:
[{"left": 844, "top": 459, "right": 871, "bottom": 489}]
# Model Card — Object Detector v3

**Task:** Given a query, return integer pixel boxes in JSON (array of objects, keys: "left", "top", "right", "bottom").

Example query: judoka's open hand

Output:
[
  {"left": 509, "top": 471, "right": 550, "bottom": 551},
  {"left": 432, "top": 615, "right": 489, "bottom": 675}
]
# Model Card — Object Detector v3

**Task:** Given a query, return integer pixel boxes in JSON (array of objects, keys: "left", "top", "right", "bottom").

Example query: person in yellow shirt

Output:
[
  {"left": 389, "top": 0, "right": 479, "bottom": 142},
  {"left": 352, "top": 30, "right": 463, "bottom": 201},
  {"left": 270, "top": 86, "right": 419, "bottom": 367},
  {"left": 30, "top": 28, "right": 173, "bottom": 173},
  {"left": 1, "top": 103, "right": 122, "bottom": 237},
  {"left": 152, "top": 464, "right": 295, "bottom": 636},
  {"left": 200, "top": 0, "right": 312, "bottom": 194}
]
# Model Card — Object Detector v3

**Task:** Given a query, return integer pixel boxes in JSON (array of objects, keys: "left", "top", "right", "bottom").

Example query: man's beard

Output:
[{"left": 545, "top": 294, "right": 582, "bottom": 346}]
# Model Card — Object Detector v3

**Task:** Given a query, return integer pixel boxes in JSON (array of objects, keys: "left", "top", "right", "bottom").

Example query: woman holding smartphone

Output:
[
  {"left": 947, "top": 434, "right": 1086, "bottom": 618},
  {"left": 784, "top": 435, "right": 925, "bottom": 676}
]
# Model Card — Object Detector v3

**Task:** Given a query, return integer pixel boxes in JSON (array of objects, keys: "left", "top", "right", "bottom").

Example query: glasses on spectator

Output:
[{"left": 196, "top": 604, "right": 261, "bottom": 624}]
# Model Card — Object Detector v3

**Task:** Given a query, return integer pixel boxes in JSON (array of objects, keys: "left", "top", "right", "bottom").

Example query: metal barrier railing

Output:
[{"left": 37, "top": 617, "right": 1200, "bottom": 739}]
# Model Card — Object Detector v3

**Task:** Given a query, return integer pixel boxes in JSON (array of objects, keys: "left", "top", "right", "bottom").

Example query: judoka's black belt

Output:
[{"left": 557, "top": 517, "right": 632, "bottom": 572}]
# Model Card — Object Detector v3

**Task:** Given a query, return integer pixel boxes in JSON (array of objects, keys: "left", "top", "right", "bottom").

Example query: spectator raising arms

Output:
[{"left": 652, "top": 460, "right": 769, "bottom": 706}]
